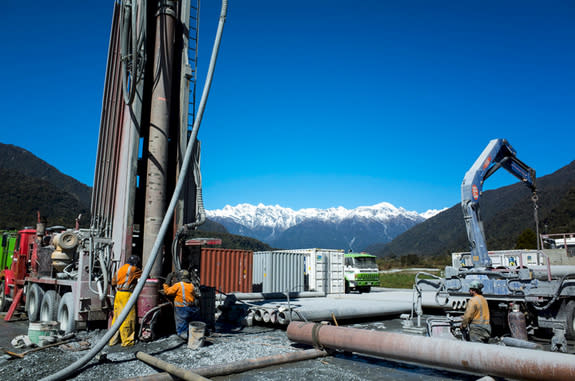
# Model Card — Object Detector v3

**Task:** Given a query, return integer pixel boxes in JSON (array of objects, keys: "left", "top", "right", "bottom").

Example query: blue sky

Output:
[{"left": 1, "top": 1, "right": 574, "bottom": 213}]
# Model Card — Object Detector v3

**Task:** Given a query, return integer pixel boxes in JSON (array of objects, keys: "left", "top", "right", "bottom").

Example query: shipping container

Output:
[
  {"left": 254, "top": 249, "right": 345, "bottom": 294},
  {"left": 200, "top": 248, "right": 253, "bottom": 293},
  {"left": 253, "top": 251, "right": 306, "bottom": 293},
  {"left": 283, "top": 249, "right": 345, "bottom": 294}
]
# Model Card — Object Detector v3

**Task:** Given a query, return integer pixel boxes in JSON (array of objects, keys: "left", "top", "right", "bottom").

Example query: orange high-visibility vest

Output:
[
  {"left": 163, "top": 281, "right": 195, "bottom": 307},
  {"left": 112, "top": 264, "right": 142, "bottom": 291}
]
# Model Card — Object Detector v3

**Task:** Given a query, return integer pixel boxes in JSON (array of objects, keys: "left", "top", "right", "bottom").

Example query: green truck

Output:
[
  {"left": 0, "top": 231, "right": 17, "bottom": 272},
  {"left": 0, "top": 231, "right": 18, "bottom": 311},
  {"left": 344, "top": 252, "right": 380, "bottom": 293}
]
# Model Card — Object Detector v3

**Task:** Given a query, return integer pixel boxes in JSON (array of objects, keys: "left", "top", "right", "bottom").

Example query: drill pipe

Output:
[
  {"left": 191, "top": 348, "right": 328, "bottom": 377},
  {"left": 119, "top": 374, "right": 174, "bottom": 381},
  {"left": 287, "top": 322, "right": 575, "bottom": 381},
  {"left": 216, "top": 291, "right": 326, "bottom": 301},
  {"left": 135, "top": 352, "right": 210, "bottom": 381}
]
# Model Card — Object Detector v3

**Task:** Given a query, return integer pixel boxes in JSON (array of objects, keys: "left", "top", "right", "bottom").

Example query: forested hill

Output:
[
  {"left": 370, "top": 160, "right": 575, "bottom": 258},
  {"left": 0, "top": 167, "right": 89, "bottom": 229},
  {"left": 0, "top": 143, "right": 92, "bottom": 207}
]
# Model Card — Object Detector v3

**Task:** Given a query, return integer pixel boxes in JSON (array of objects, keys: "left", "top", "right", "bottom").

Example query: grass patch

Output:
[{"left": 379, "top": 271, "right": 441, "bottom": 289}]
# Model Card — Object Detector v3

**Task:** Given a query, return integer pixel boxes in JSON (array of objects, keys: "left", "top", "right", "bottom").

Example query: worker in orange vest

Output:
[
  {"left": 461, "top": 280, "right": 491, "bottom": 343},
  {"left": 162, "top": 269, "right": 201, "bottom": 339},
  {"left": 109, "top": 256, "right": 142, "bottom": 346}
]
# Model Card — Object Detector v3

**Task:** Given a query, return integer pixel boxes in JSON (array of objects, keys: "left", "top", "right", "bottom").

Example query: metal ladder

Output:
[{"left": 187, "top": 0, "right": 200, "bottom": 132}]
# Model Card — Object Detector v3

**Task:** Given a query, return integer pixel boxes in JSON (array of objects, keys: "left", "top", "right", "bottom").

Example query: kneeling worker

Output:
[
  {"left": 109, "top": 255, "right": 142, "bottom": 346},
  {"left": 163, "top": 270, "right": 201, "bottom": 339},
  {"left": 461, "top": 280, "right": 491, "bottom": 343}
]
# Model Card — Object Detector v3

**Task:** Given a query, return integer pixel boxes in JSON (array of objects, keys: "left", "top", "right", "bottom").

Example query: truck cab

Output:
[{"left": 344, "top": 252, "right": 379, "bottom": 293}]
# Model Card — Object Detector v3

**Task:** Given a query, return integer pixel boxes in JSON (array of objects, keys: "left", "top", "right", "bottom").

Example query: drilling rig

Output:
[{"left": 2, "top": 0, "right": 218, "bottom": 336}]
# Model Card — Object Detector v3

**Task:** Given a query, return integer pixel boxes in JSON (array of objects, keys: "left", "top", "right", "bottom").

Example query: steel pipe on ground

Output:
[
  {"left": 135, "top": 352, "right": 210, "bottom": 381},
  {"left": 262, "top": 309, "right": 271, "bottom": 323},
  {"left": 288, "top": 298, "right": 411, "bottom": 322},
  {"left": 253, "top": 309, "right": 263, "bottom": 321},
  {"left": 217, "top": 292, "right": 326, "bottom": 301},
  {"left": 287, "top": 322, "right": 575, "bottom": 381},
  {"left": 250, "top": 297, "right": 411, "bottom": 326},
  {"left": 119, "top": 374, "right": 174, "bottom": 381},
  {"left": 191, "top": 348, "right": 328, "bottom": 377}
]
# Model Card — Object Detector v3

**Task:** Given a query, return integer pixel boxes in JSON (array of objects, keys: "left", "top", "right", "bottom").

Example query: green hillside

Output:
[{"left": 372, "top": 160, "right": 575, "bottom": 258}]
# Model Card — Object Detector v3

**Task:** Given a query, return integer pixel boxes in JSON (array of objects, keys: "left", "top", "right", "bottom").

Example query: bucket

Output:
[
  {"left": 188, "top": 321, "right": 206, "bottom": 349},
  {"left": 28, "top": 321, "right": 59, "bottom": 344}
]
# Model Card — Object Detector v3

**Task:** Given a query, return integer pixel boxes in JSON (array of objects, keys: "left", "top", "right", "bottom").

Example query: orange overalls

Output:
[{"left": 109, "top": 263, "right": 142, "bottom": 346}]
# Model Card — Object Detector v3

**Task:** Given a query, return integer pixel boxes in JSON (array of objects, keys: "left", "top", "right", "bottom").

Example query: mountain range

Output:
[
  {"left": 206, "top": 203, "right": 443, "bottom": 251},
  {"left": 1, "top": 142, "right": 573, "bottom": 258},
  {"left": 372, "top": 160, "right": 575, "bottom": 257}
]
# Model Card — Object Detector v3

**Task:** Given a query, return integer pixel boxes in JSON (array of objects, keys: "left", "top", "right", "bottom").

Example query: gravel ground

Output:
[
  {"left": 0, "top": 319, "right": 481, "bottom": 381},
  {"left": 2, "top": 289, "right": 571, "bottom": 381}
]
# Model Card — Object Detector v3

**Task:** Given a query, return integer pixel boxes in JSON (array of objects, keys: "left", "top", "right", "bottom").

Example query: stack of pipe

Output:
[{"left": 250, "top": 297, "right": 412, "bottom": 327}]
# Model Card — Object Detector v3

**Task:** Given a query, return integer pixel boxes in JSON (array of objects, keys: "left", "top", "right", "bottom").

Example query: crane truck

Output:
[
  {"left": 418, "top": 139, "right": 575, "bottom": 352},
  {"left": 2, "top": 0, "right": 216, "bottom": 336}
]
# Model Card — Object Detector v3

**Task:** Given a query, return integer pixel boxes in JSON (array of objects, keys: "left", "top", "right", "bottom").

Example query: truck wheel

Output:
[
  {"left": 57, "top": 292, "right": 76, "bottom": 333},
  {"left": 26, "top": 284, "right": 44, "bottom": 322},
  {"left": 40, "top": 290, "right": 61, "bottom": 322},
  {"left": 0, "top": 280, "right": 8, "bottom": 312},
  {"left": 345, "top": 280, "right": 350, "bottom": 294},
  {"left": 565, "top": 300, "right": 575, "bottom": 340}
]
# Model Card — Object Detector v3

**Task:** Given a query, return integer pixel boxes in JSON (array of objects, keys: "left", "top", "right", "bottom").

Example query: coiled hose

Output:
[{"left": 40, "top": 1, "right": 228, "bottom": 379}]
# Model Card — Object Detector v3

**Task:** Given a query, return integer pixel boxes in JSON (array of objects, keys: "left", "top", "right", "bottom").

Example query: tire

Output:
[
  {"left": 345, "top": 280, "right": 350, "bottom": 294},
  {"left": 0, "top": 280, "right": 8, "bottom": 312},
  {"left": 565, "top": 300, "right": 575, "bottom": 340},
  {"left": 40, "top": 290, "right": 61, "bottom": 322},
  {"left": 58, "top": 231, "right": 78, "bottom": 250},
  {"left": 57, "top": 292, "right": 76, "bottom": 333},
  {"left": 26, "top": 284, "right": 45, "bottom": 322}
]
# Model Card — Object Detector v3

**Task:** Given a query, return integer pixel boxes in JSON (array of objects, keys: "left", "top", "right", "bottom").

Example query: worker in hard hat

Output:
[
  {"left": 109, "top": 255, "right": 142, "bottom": 346},
  {"left": 162, "top": 269, "right": 201, "bottom": 339},
  {"left": 461, "top": 280, "right": 491, "bottom": 343}
]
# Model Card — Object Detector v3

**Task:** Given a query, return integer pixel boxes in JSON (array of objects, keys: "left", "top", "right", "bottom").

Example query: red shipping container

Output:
[{"left": 200, "top": 248, "right": 253, "bottom": 293}]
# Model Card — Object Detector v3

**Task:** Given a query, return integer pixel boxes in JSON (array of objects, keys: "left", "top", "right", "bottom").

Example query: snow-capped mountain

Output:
[{"left": 206, "top": 203, "right": 443, "bottom": 251}]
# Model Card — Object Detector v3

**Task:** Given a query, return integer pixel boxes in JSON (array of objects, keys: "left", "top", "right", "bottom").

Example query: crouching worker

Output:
[
  {"left": 461, "top": 280, "right": 491, "bottom": 343},
  {"left": 109, "top": 255, "right": 142, "bottom": 346},
  {"left": 163, "top": 270, "right": 201, "bottom": 340}
]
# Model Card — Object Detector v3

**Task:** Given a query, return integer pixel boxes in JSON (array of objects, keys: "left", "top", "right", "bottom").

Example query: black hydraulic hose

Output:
[
  {"left": 414, "top": 271, "right": 450, "bottom": 307},
  {"left": 40, "top": 1, "right": 228, "bottom": 379},
  {"left": 531, "top": 273, "right": 575, "bottom": 311},
  {"left": 171, "top": 150, "right": 206, "bottom": 272}
]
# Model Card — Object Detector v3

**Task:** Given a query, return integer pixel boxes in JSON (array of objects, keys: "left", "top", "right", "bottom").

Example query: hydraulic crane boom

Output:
[{"left": 461, "top": 138, "right": 536, "bottom": 267}]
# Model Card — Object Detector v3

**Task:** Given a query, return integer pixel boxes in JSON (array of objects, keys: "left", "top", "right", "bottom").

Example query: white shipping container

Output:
[
  {"left": 282, "top": 248, "right": 345, "bottom": 294},
  {"left": 253, "top": 251, "right": 306, "bottom": 293}
]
